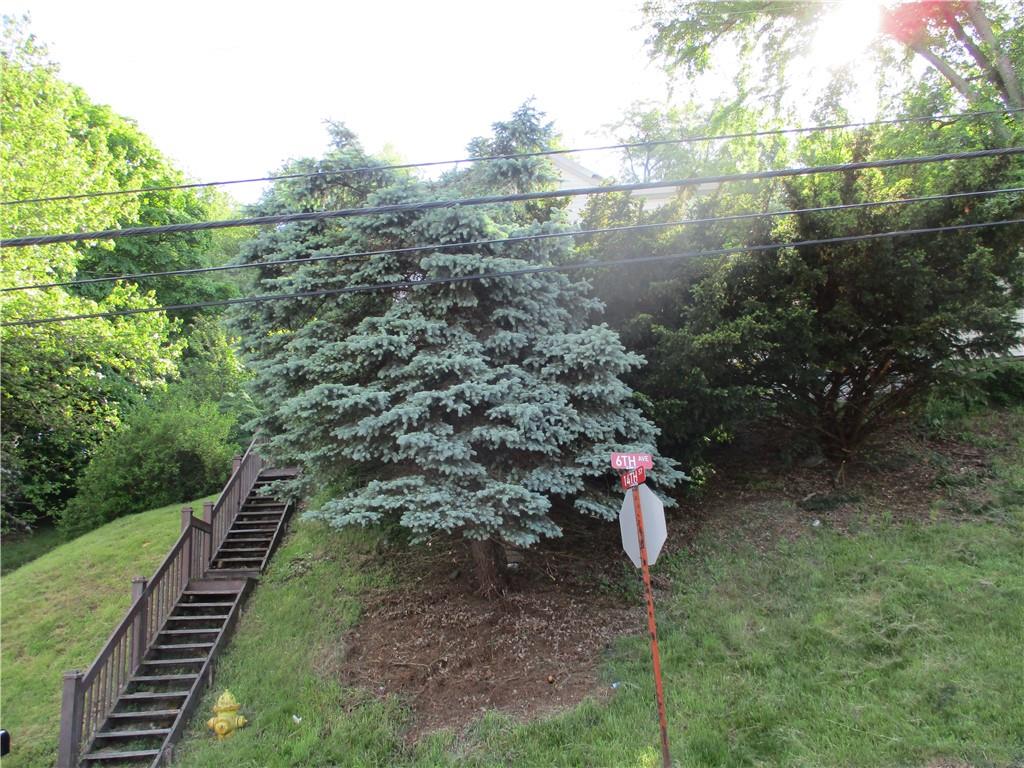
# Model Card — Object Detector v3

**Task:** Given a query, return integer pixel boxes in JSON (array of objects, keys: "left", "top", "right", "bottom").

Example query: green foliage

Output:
[
  {"left": 584, "top": 95, "right": 1023, "bottom": 463},
  {"left": 176, "top": 315, "right": 260, "bottom": 445},
  {"left": 58, "top": 390, "right": 237, "bottom": 537},
  {"left": 921, "top": 359, "right": 1024, "bottom": 434},
  {"left": 234, "top": 106, "right": 684, "bottom": 558},
  {"left": 0, "top": 18, "right": 241, "bottom": 529},
  {"left": 643, "top": 1, "right": 1024, "bottom": 118}
]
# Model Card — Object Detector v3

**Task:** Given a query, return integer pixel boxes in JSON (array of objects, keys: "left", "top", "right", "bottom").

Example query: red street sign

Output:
[
  {"left": 611, "top": 452, "right": 653, "bottom": 470},
  {"left": 620, "top": 466, "right": 646, "bottom": 489}
]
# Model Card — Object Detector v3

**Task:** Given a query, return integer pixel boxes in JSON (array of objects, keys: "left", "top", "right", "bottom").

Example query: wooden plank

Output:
[
  {"left": 118, "top": 691, "right": 189, "bottom": 701},
  {"left": 159, "top": 578, "right": 253, "bottom": 765},
  {"left": 131, "top": 674, "right": 198, "bottom": 683},
  {"left": 94, "top": 729, "right": 171, "bottom": 739},
  {"left": 106, "top": 710, "right": 179, "bottom": 720},
  {"left": 82, "top": 748, "right": 161, "bottom": 760}
]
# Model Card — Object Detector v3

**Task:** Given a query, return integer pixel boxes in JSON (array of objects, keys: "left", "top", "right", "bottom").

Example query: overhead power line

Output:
[
  {"left": 4, "top": 218, "right": 1020, "bottom": 328},
  {"left": 3, "top": 107, "right": 1021, "bottom": 208},
  {"left": 4, "top": 185, "right": 1021, "bottom": 294},
  {"left": 3, "top": 146, "right": 1022, "bottom": 249}
]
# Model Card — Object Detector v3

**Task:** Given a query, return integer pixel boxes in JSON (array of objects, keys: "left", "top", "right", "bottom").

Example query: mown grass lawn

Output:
[
  {"left": 0, "top": 495, "right": 215, "bottom": 768},
  {"left": 171, "top": 411, "right": 1024, "bottom": 768}
]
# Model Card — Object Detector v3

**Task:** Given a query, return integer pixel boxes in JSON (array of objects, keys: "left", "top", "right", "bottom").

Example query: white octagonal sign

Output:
[{"left": 618, "top": 483, "right": 667, "bottom": 569}]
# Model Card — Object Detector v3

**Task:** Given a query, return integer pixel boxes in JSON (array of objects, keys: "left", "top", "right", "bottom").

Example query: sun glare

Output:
[{"left": 810, "top": 0, "right": 884, "bottom": 70}]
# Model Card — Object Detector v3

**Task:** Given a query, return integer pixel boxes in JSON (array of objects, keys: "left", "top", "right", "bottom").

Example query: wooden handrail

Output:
[
  {"left": 212, "top": 437, "right": 259, "bottom": 514},
  {"left": 79, "top": 528, "right": 189, "bottom": 688},
  {"left": 58, "top": 443, "right": 269, "bottom": 767},
  {"left": 208, "top": 437, "right": 266, "bottom": 558},
  {"left": 58, "top": 515, "right": 214, "bottom": 765}
]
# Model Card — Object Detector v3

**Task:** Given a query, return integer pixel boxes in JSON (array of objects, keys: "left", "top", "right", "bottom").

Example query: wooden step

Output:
[
  {"left": 94, "top": 728, "right": 171, "bottom": 739},
  {"left": 159, "top": 628, "right": 220, "bottom": 636},
  {"left": 166, "top": 614, "right": 231, "bottom": 622},
  {"left": 259, "top": 468, "right": 298, "bottom": 479},
  {"left": 118, "top": 691, "right": 189, "bottom": 701},
  {"left": 182, "top": 590, "right": 238, "bottom": 599},
  {"left": 82, "top": 748, "right": 161, "bottom": 761},
  {"left": 237, "top": 510, "right": 283, "bottom": 517},
  {"left": 221, "top": 536, "right": 272, "bottom": 544},
  {"left": 139, "top": 658, "right": 207, "bottom": 667},
  {"left": 204, "top": 568, "right": 260, "bottom": 578},
  {"left": 173, "top": 602, "right": 233, "bottom": 609},
  {"left": 131, "top": 674, "right": 198, "bottom": 683},
  {"left": 151, "top": 643, "right": 215, "bottom": 651},
  {"left": 213, "top": 557, "right": 264, "bottom": 565},
  {"left": 106, "top": 710, "right": 179, "bottom": 721}
]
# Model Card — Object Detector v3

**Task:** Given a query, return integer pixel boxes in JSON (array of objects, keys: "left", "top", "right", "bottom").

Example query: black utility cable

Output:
[
  {"left": 4, "top": 185, "right": 1021, "bottom": 294},
  {"left": 4, "top": 218, "right": 1020, "bottom": 328},
  {"left": 3, "top": 107, "right": 1021, "bottom": 207},
  {"left": 4, "top": 146, "right": 1022, "bottom": 249}
]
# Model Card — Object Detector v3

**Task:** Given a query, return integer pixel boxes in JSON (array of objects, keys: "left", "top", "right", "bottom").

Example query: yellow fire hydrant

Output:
[{"left": 207, "top": 689, "right": 248, "bottom": 740}]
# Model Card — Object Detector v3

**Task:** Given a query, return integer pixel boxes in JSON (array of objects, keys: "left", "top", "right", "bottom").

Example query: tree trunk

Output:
[
  {"left": 962, "top": 2, "right": 1024, "bottom": 110},
  {"left": 940, "top": 6, "right": 1011, "bottom": 106},
  {"left": 469, "top": 539, "right": 506, "bottom": 598},
  {"left": 908, "top": 40, "right": 1010, "bottom": 142}
]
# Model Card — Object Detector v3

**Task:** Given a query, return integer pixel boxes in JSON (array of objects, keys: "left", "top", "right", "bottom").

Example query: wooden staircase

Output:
[
  {"left": 207, "top": 470, "right": 294, "bottom": 578},
  {"left": 57, "top": 446, "right": 297, "bottom": 768}
]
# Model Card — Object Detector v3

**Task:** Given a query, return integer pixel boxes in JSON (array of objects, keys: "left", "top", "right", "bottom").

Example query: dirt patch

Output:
[
  {"left": 681, "top": 419, "right": 1014, "bottom": 551},
  {"left": 326, "top": 518, "right": 675, "bottom": 740},
  {"left": 327, "top": 414, "right": 1016, "bottom": 740}
]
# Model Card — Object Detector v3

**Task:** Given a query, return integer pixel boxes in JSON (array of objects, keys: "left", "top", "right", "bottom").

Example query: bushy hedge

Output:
[{"left": 58, "top": 391, "right": 237, "bottom": 537}]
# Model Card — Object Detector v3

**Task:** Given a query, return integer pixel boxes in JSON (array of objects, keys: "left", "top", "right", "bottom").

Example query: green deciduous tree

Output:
[
  {"left": 0, "top": 18, "right": 236, "bottom": 529},
  {"left": 591, "top": 113, "right": 1023, "bottom": 463},
  {"left": 643, "top": 1, "right": 1023, "bottom": 126},
  {"left": 234, "top": 108, "right": 684, "bottom": 593}
]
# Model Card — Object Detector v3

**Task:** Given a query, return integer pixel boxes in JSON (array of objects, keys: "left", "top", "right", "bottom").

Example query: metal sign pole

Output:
[{"left": 631, "top": 483, "right": 671, "bottom": 768}]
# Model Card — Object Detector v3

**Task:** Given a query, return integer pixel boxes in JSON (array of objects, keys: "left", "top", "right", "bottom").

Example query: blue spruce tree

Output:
[{"left": 234, "top": 107, "right": 684, "bottom": 593}]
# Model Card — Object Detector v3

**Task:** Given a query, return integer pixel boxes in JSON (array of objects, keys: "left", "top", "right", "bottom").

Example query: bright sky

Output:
[
  {"left": 15, "top": 0, "right": 671, "bottom": 203},
  {"left": 14, "top": 1, "right": 885, "bottom": 205}
]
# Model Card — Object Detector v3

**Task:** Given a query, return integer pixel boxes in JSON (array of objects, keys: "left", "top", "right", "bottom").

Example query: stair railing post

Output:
[
  {"left": 203, "top": 501, "right": 214, "bottom": 568},
  {"left": 131, "top": 576, "right": 148, "bottom": 672},
  {"left": 232, "top": 454, "right": 242, "bottom": 475},
  {"left": 57, "top": 669, "right": 85, "bottom": 768},
  {"left": 181, "top": 507, "right": 193, "bottom": 586}
]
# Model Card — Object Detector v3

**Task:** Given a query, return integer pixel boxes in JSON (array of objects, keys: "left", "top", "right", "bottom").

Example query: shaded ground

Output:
[
  {"left": 331, "top": 524, "right": 651, "bottom": 739},
  {"left": 331, "top": 413, "right": 1018, "bottom": 741}
]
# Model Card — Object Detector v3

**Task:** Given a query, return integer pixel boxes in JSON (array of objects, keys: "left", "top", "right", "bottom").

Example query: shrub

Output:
[{"left": 58, "top": 391, "right": 238, "bottom": 537}]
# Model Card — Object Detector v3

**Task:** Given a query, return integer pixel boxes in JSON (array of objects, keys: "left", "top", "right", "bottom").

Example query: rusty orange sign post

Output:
[{"left": 614, "top": 453, "right": 671, "bottom": 768}]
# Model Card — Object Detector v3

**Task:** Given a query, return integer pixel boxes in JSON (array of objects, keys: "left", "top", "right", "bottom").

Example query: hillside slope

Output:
[
  {"left": 0, "top": 496, "right": 214, "bottom": 768},
  {"left": 170, "top": 409, "right": 1024, "bottom": 767}
]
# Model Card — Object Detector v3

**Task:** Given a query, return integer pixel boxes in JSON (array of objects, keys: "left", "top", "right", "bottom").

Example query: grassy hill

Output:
[
  {"left": 0, "top": 496, "right": 215, "bottom": 768},
  {"left": 2, "top": 409, "right": 1021, "bottom": 768},
  {"left": 168, "top": 409, "right": 1024, "bottom": 768}
]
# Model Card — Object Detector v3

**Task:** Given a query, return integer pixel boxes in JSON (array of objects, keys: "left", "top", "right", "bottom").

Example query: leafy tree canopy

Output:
[
  {"left": 582, "top": 93, "right": 1023, "bottom": 464},
  {"left": 0, "top": 17, "right": 239, "bottom": 528},
  {"left": 643, "top": 1, "right": 1023, "bottom": 131}
]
